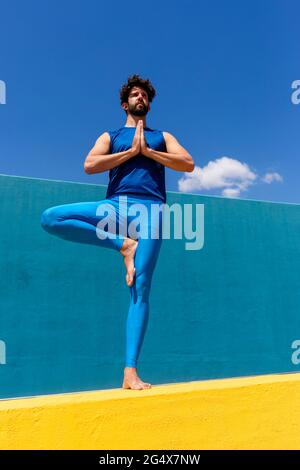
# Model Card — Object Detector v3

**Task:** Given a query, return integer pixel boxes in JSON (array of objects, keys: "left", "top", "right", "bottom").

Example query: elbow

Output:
[
  {"left": 84, "top": 162, "right": 92, "bottom": 174},
  {"left": 188, "top": 161, "right": 195, "bottom": 172},
  {"left": 84, "top": 157, "right": 95, "bottom": 175},
  {"left": 185, "top": 158, "right": 195, "bottom": 173}
]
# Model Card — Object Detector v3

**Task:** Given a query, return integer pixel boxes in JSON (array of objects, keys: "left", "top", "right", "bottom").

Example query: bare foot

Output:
[
  {"left": 122, "top": 367, "right": 152, "bottom": 390},
  {"left": 120, "top": 238, "right": 138, "bottom": 287}
]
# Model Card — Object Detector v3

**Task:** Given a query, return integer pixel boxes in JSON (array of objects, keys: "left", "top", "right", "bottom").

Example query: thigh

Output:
[{"left": 48, "top": 199, "right": 119, "bottom": 227}]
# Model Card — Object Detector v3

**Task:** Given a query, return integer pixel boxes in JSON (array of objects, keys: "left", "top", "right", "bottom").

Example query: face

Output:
[{"left": 123, "top": 86, "right": 150, "bottom": 116}]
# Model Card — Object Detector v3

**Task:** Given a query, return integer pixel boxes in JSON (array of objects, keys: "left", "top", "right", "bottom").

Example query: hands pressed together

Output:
[{"left": 130, "top": 120, "right": 151, "bottom": 158}]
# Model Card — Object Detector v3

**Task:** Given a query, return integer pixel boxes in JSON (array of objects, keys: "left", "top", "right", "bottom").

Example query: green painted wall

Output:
[{"left": 0, "top": 174, "right": 300, "bottom": 398}]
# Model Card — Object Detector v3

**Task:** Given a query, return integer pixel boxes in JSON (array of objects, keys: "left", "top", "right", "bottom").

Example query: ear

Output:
[{"left": 121, "top": 102, "right": 128, "bottom": 112}]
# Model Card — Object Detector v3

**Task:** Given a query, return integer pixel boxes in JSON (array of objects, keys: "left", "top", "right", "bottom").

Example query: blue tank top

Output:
[{"left": 106, "top": 126, "right": 167, "bottom": 203}]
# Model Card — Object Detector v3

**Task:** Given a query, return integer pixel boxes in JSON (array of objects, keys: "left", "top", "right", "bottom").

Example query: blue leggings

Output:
[{"left": 40, "top": 194, "right": 163, "bottom": 368}]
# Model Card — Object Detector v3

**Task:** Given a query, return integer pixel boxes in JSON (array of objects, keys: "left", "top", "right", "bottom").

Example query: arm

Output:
[
  {"left": 83, "top": 132, "right": 134, "bottom": 174},
  {"left": 142, "top": 130, "right": 195, "bottom": 172}
]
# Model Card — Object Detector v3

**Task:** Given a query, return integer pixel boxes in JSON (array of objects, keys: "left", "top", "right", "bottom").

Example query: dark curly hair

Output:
[{"left": 119, "top": 74, "right": 156, "bottom": 106}]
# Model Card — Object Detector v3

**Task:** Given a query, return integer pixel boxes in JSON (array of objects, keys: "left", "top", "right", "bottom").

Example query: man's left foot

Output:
[{"left": 122, "top": 367, "right": 151, "bottom": 390}]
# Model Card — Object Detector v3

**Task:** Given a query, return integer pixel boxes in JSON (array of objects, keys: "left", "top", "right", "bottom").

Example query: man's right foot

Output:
[{"left": 120, "top": 238, "right": 138, "bottom": 287}]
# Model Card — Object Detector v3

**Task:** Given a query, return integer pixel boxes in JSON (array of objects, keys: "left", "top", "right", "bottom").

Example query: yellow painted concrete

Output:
[{"left": 0, "top": 373, "right": 300, "bottom": 449}]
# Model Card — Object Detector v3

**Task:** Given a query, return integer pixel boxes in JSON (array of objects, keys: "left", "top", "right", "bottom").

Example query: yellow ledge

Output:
[{"left": 0, "top": 372, "right": 300, "bottom": 450}]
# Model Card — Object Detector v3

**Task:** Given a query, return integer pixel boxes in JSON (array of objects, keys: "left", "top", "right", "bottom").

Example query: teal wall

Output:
[{"left": 0, "top": 174, "right": 300, "bottom": 399}]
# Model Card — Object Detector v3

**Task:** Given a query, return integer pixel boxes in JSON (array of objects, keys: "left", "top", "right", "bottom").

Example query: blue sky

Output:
[{"left": 0, "top": 0, "right": 299, "bottom": 203}]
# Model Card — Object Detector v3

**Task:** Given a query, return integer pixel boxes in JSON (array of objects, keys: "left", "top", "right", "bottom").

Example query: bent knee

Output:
[{"left": 40, "top": 207, "right": 60, "bottom": 232}]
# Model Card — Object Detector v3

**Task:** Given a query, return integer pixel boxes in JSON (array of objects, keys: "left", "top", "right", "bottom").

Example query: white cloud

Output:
[
  {"left": 222, "top": 188, "right": 242, "bottom": 198},
  {"left": 262, "top": 172, "right": 283, "bottom": 184},
  {"left": 178, "top": 156, "right": 257, "bottom": 198}
]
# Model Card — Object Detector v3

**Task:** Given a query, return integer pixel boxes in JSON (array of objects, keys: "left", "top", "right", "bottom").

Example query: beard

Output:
[{"left": 128, "top": 102, "right": 149, "bottom": 117}]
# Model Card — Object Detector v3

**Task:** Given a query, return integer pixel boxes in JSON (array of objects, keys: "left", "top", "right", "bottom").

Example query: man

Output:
[{"left": 41, "top": 74, "right": 194, "bottom": 390}]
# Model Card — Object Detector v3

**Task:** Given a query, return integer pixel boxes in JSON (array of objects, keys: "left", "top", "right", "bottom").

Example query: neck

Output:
[{"left": 124, "top": 115, "right": 147, "bottom": 128}]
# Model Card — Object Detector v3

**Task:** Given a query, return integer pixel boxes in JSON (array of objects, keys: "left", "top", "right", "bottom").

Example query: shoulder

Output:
[
  {"left": 93, "top": 129, "right": 120, "bottom": 147},
  {"left": 102, "top": 127, "right": 123, "bottom": 141},
  {"left": 162, "top": 131, "right": 171, "bottom": 136},
  {"left": 106, "top": 128, "right": 122, "bottom": 136},
  {"left": 94, "top": 131, "right": 110, "bottom": 144},
  {"left": 162, "top": 131, "right": 178, "bottom": 142}
]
